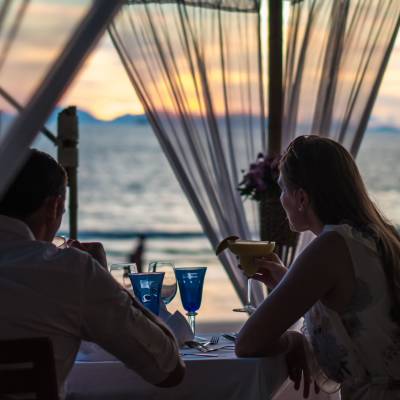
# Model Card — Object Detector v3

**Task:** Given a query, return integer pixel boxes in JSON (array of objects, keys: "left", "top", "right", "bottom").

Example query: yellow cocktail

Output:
[
  {"left": 216, "top": 236, "right": 275, "bottom": 314},
  {"left": 216, "top": 236, "right": 275, "bottom": 277},
  {"left": 227, "top": 239, "right": 275, "bottom": 276}
]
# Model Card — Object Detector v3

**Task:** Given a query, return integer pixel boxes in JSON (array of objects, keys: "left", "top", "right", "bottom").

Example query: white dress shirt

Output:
[{"left": 0, "top": 215, "right": 182, "bottom": 396}]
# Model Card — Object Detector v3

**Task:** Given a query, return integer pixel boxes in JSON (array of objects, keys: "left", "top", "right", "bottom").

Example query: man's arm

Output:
[{"left": 79, "top": 256, "right": 185, "bottom": 387}]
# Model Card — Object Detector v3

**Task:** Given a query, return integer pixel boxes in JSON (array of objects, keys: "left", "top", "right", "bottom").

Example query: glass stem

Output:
[
  {"left": 187, "top": 311, "right": 197, "bottom": 335},
  {"left": 246, "top": 278, "right": 253, "bottom": 306}
]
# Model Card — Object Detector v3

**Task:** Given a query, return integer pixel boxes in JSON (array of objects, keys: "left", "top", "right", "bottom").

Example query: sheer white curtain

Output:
[
  {"left": 0, "top": 1, "right": 122, "bottom": 198},
  {"left": 110, "top": 0, "right": 399, "bottom": 306},
  {"left": 274, "top": 2, "right": 399, "bottom": 398},
  {"left": 282, "top": 0, "right": 400, "bottom": 255},
  {"left": 283, "top": 0, "right": 400, "bottom": 152},
  {"left": 0, "top": 0, "right": 92, "bottom": 126},
  {"left": 109, "top": 0, "right": 267, "bottom": 304}
]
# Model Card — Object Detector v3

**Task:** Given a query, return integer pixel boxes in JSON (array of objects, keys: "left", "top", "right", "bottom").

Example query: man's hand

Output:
[
  {"left": 285, "top": 331, "right": 319, "bottom": 399},
  {"left": 155, "top": 359, "right": 186, "bottom": 387},
  {"left": 251, "top": 253, "right": 287, "bottom": 289},
  {"left": 68, "top": 240, "right": 108, "bottom": 269}
]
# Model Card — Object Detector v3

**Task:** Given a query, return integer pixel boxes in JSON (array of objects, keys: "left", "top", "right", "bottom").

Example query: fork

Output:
[
  {"left": 209, "top": 335, "right": 220, "bottom": 345},
  {"left": 199, "top": 336, "right": 219, "bottom": 347}
]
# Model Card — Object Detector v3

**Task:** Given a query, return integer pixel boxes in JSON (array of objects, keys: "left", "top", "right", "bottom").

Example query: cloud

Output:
[
  {"left": 2, "top": 0, "right": 399, "bottom": 126},
  {"left": 0, "top": 1, "right": 91, "bottom": 110}
]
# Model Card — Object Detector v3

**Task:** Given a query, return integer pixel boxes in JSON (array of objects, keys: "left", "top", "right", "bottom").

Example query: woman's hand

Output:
[
  {"left": 251, "top": 253, "right": 287, "bottom": 289},
  {"left": 285, "top": 331, "right": 319, "bottom": 399},
  {"left": 68, "top": 240, "right": 108, "bottom": 270}
]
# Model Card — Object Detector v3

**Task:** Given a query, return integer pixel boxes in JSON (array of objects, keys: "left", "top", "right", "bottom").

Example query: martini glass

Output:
[
  {"left": 223, "top": 240, "right": 275, "bottom": 315},
  {"left": 175, "top": 267, "right": 207, "bottom": 336}
]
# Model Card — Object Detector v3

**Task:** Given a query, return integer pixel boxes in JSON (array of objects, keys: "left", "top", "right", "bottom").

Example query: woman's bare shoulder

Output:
[
  {"left": 301, "top": 229, "right": 350, "bottom": 260},
  {"left": 290, "top": 230, "right": 353, "bottom": 286}
]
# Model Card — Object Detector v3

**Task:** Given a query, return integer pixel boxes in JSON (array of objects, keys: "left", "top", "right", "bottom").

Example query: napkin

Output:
[
  {"left": 165, "top": 311, "right": 194, "bottom": 346},
  {"left": 159, "top": 302, "right": 194, "bottom": 346}
]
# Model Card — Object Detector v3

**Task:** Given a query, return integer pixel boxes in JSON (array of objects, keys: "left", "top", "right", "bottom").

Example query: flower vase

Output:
[{"left": 259, "top": 192, "right": 299, "bottom": 265}]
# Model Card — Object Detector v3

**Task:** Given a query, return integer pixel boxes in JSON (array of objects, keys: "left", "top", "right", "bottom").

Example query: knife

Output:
[{"left": 222, "top": 333, "right": 237, "bottom": 342}]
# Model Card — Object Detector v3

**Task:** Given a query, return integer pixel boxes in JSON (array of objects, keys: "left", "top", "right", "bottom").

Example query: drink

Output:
[
  {"left": 227, "top": 240, "right": 275, "bottom": 277},
  {"left": 161, "top": 283, "right": 177, "bottom": 304},
  {"left": 148, "top": 261, "right": 177, "bottom": 304},
  {"left": 175, "top": 267, "right": 207, "bottom": 335},
  {"left": 239, "top": 256, "right": 259, "bottom": 276},
  {"left": 216, "top": 236, "right": 275, "bottom": 314}
]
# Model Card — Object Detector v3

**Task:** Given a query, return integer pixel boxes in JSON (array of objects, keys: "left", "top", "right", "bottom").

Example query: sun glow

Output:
[
  {"left": 0, "top": 1, "right": 399, "bottom": 124},
  {"left": 61, "top": 1, "right": 400, "bottom": 124}
]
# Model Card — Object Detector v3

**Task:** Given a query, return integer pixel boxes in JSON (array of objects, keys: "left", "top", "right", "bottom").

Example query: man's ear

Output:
[
  {"left": 44, "top": 195, "right": 64, "bottom": 221},
  {"left": 55, "top": 195, "right": 65, "bottom": 219}
]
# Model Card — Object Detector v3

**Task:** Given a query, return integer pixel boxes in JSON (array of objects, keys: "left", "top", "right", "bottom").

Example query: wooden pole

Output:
[
  {"left": 57, "top": 106, "right": 79, "bottom": 239},
  {"left": 268, "top": 0, "right": 283, "bottom": 156}
]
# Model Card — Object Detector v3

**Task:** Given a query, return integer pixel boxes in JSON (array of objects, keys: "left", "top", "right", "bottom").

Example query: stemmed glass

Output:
[
  {"left": 232, "top": 278, "right": 256, "bottom": 314},
  {"left": 174, "top": 267, "right": 207, "bottom": 336},
  {"left": 129, "top": 271, "right": 165, "bottom": 315},
  {"left": 52, "top": 235, "right": 69, "bottom": 249},
  {"left": 148, "top": 261, "right": 177, "bottom": 305},
  {"left": 109, "top": 263, "right": 138, "bottom": 289}
]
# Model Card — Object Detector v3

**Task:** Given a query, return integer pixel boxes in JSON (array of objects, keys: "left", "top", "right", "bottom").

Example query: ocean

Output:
[{"left": 33, "top": 124, "right": 400, "bottom": 324}]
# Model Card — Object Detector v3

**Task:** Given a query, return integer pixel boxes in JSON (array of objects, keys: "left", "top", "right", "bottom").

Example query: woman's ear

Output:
[{"left": 295, "top": 188, "right": 310, "bottom": 212}]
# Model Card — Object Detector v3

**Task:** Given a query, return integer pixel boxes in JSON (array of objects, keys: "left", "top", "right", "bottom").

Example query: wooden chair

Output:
[{"left": 0, "top": 337, "right": 59, "bottom": 400}]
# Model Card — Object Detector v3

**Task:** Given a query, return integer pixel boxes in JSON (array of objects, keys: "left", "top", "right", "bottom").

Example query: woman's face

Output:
[{"left": 278, "top": 174, "right": 309, "bottom": 232}]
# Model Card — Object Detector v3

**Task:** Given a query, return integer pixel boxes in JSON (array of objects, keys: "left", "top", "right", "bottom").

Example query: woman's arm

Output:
[{"left": 235, "top": 230, "right": 352, "bottom": 357}]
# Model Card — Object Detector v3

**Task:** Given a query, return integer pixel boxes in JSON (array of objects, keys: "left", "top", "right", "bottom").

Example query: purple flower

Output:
[{"left": 237, "top": 153, "right": 281, "bottom": 201}]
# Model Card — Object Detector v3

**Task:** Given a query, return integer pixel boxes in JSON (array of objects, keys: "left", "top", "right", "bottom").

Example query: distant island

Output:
[
  {"left": 0, "top": 107, "right": 150, "bottom": 127},
  {"left": 46, "top": 107, "right": 150, "bottom": 126},
  {"left": 47, "top": 108, "right": 400, "bottom": 133},
  {"left": 1, "top": 106, "right": 399, "bottom": 133}
]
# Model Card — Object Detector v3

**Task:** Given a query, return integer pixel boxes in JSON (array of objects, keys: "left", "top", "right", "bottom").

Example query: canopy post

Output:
[
  {"left": 58, "top": 106, "right": 79, "bottom": 239},
  {"left": 268, "top": 0, "right": 283, "bottom": 156}
]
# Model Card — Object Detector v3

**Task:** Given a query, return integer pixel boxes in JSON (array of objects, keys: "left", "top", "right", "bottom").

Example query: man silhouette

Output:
[
  {"left": 129, "top": 233, "right": 146, "bottom": 272},
  {"left": 0, "top": 149, "right": 185, "bottom": 397}
]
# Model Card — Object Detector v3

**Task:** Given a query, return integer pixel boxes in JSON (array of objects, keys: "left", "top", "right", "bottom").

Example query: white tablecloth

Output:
[{"left": 65, "top": 336, "right": 288, "bottom": 400}]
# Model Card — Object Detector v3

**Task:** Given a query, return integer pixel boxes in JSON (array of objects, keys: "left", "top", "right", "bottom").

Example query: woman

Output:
[{"left": 236, "top": 135, "right": 400, "bottom": 399}]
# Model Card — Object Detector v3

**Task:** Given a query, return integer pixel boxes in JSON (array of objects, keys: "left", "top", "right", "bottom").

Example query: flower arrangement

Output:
[{"left": 237, "top": 153, "right": 281, "bottom": 201}]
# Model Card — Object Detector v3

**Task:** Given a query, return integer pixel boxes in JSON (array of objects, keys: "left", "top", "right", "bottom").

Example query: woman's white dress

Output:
[{"left": 304, "top": 224, "right": 400, "bottom": 400}]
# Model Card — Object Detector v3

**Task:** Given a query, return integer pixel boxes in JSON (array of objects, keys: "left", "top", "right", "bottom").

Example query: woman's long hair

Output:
[{"left": 280, "top": 135, "right": 400, "bottom": 323}]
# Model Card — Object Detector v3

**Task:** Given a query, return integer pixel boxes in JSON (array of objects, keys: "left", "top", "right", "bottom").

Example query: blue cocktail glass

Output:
[
  {"left": 129, "top": 272, "right": 165, "bottom": 315},
  {"left": 174, "top": 267, "right": 207, "bottom": 335}
]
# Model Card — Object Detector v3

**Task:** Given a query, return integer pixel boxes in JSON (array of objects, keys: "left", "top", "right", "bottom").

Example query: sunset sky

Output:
[
  {"left": 60, "top": 7, "right": 400, "bottom": 125},
  {"left": 0, "top": 1, "right": 399, "bottom": 125}
]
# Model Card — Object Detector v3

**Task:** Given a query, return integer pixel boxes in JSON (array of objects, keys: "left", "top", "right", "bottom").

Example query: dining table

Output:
[{"left": 65, "top": 334, "right": 289, "bottom": 400}]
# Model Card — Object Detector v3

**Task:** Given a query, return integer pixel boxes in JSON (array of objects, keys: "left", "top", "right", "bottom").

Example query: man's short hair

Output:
[{"left": 0, "top": 149, "right": 67, "bottom": 219}]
